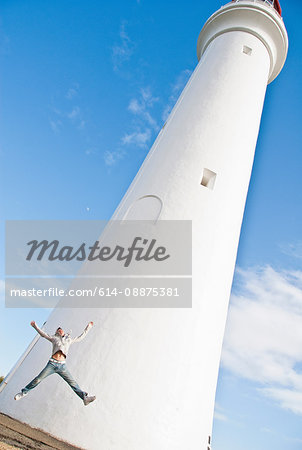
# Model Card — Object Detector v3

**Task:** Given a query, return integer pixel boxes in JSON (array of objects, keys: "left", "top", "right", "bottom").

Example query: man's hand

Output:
[
  {"left": 30, "top": 321, "right": 36, "bottom": 327},
  {"left": 88, "top": 321, "right": 94, "bottom": 327}
]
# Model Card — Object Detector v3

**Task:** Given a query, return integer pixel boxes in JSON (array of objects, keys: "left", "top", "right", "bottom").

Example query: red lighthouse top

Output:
[
  {"left": 273, "top": 0, "right": 282, "bottom": 15},
  {"left": 231, "top": 0, "right": 282, "bottom": 16}
]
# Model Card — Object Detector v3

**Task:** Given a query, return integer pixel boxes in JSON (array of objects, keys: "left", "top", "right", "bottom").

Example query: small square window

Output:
[
  {"left": 243, "top": 45, "right": 252, "bottom": 56},
  {"left": 201, "top": 168, "right": 216, "bottom": 190}
]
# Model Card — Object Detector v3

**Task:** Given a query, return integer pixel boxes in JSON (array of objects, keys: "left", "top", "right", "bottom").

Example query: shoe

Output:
[
  {"left": 14, "top": 391, "right": 28, "bottom": 401},
  {"left": 83, "top": 394, "right": 96, "bottom": 406}
]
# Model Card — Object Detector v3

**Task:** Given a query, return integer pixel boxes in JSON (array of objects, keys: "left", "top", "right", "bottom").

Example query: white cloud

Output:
[
  {"left": 49, "top": 82, "right": 86, "bottom": 133},
  {"left": 214, "top": 403, "right": 228, "bottom": 422},
  {"left": 141, "top": 87, "right": 159, "bottom": 106},
  {"left": 49, "top": 102, "right": 84, "bottom": 133},
  {"left": 162, "top": 69, "right": 192, "bottom": 122},
  {"left": 112, "top": 22, "right": 134, "bottom": 71},
  {"left": 65, "top": 82, "right": 79, "bottom": 100},
  {"left": 214, "top": 411, "right": 228, "bottom": 422},
  {"left": 127, "top": 87, "right": 159, "bottom": 130},
  {"left": 261, "top": 388, "right": 302, "bottom": 415},
  {"left": 128, "top": 98, "right": 142, "bottom": 114},
  {"left": 284, "top": 434, "right": 302, "bottom": 444},
  {"left": 280, "top": 241, "right": 302, "bottom": 259},
  {"left": 260, "top": 427, "right": 274, "bottom": 434},
  {"left": 103, "top": 149, "right": 125, "bottom": 167},
  {"left": 67, "top": 106, "right": 80, "bottom": 119},
  {"left": 121, "top": 129, "right": 151, "bottom": 148},
  {"left": 121, "top": 87, "right": 158, "bottom": 150},
  {"left": 85, "top": 148, "right": 97, "bottom": 156},
  {"left": 49, "top": 119, "right": 62, "bottom": 133},
  {"left": 222, "top": 266, "right": 302, "bottom": 415}
]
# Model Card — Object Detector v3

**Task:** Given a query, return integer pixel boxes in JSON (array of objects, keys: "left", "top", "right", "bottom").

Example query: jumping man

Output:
[{"left": 14, "top": 321, "right": 96, "bottom": 406}]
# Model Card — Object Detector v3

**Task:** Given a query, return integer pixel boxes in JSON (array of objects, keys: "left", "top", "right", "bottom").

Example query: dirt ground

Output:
[{"left": 0, "top": 413, "right": 82, "bottom": 450}]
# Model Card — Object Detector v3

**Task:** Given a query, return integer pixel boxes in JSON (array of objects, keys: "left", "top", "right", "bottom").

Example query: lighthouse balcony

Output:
[{"left": 231, "top": 0, "right": 282, "bottom": 16}]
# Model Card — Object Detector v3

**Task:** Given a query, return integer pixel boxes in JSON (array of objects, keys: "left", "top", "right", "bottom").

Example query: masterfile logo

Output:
[{"left": 26, "top": 236, "right": 170, "bottom": 267}]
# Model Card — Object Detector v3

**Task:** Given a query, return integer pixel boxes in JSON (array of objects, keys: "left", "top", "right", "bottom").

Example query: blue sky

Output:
[{"left": 1, "top": 0, "right": 302, "bottom": 448}]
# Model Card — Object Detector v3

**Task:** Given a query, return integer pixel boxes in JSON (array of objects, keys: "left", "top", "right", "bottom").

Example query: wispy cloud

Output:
[
  {"left": 120, "top": 87, "right": 159, "bottom": 150},
  {"left": 103, "top": 149, "right": 125, "bottom": 167},
  {"left": 112, "top": 22, "right": 134, "bottom": 71},
  {"left": 261, "top": 388, "right": 302, "bottom": 415},
  {"left": 222, "top": 266, "right": 302, "bottom": 415},
  {"left": 214, "top": 411, "right": 228, "bottom": 422},
  {"left": 162, "top": 69, "right": 192, "bottom": 122},
  {"left": 67, "top": 106, "right": 81, "bottom": 119},
  {"left": 49, "top": 84, "right": 85, "bottom": 133},
  {"left": 280, "top": 241, "right": 302, "bottom": 260},
  {"left": 65, "top": 82, "right": 79, "bottom": 100},
  {"left": 284, "top": 434, "right": 302, "bottom": 444},
  {"left": 259, "top": 426, "right": 302, "bottom": 445},
  {"left": 128, "top": 87, "right": 159, "bottom": 130},
  {"left": 49, "top": 119, "right": 62, "bottom": 134},
  {"left": 85, "top": 148, "right": 97, "bottom": 156},
  {"left": 121, "top": 129, "right": 151, "bottom": 148},
  {"left": 214, "top": 403, "right": 228, "bottom": 422},
  {"left": 101, "top": 87, "right": 158, "bottom": 167}
]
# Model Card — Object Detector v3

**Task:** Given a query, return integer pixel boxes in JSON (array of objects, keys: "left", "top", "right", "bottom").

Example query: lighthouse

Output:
[{"left": 0, "top": 1, "right": 288, "bottom": 449}]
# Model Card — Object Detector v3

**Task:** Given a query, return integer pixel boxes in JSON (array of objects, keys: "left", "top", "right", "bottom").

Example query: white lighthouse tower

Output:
[{"left": 0, "top": 1, "right": 288, "bottom": 449}]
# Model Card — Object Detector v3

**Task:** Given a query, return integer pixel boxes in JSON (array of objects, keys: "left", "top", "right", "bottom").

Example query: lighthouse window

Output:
[
  {"left": 243, "top": 45, "right": 252, "bottom": 56},
  {"left": 201, "top": 168, "right": 216, "bottom": 190}
]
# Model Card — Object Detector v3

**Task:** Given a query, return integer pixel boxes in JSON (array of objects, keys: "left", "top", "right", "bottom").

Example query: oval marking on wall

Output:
[{"left": 123, "top": 195, "right": 163, "bottom": 222}]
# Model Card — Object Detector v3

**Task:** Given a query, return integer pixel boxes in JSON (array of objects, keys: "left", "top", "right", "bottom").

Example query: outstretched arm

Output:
[
  {"left": 71, "top": 322, "right": 93, "bottom": 343},
  {"left": 31, "top": 321, "right": 53, "bottom": 342}
]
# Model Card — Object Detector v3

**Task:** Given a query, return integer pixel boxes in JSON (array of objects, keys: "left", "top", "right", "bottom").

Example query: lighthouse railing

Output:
[{"left": 230, "top": 0, "right": 282, "bottom": 16}]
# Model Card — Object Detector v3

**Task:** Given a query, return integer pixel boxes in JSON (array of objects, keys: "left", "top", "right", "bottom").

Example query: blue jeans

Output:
[{"left": 22, "top": 360, "right": 87, "bottom": 400}]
